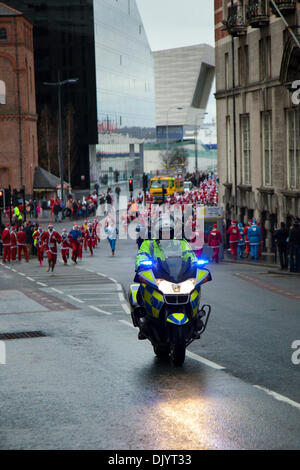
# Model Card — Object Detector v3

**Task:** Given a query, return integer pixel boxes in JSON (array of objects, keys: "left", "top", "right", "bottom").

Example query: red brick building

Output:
[{"left": 0, "top": 2, "right": 38, "bottom": 195}]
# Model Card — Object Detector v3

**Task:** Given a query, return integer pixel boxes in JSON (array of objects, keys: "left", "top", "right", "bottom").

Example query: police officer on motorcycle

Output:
[{"left": 134, "top": 217, "right": 197, "bottom": 339}]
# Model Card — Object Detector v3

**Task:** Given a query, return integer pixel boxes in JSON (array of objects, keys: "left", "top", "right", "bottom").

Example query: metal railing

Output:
[
  {"left": 246, "top": 0, "right": 269, "bottom": 25},
  {"left": 223, "top": 5, "right": 247, "bottom": 37}
]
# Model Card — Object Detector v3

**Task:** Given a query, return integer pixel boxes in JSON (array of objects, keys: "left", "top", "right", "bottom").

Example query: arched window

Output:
[
  {"left": 0, "top": 28, "right": 7, "bottom": 40},
  {"left": 0, "top": 80, "right": 6, "bottom": 105}
]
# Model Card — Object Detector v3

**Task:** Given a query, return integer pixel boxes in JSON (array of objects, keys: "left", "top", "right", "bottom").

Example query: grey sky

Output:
[
  {"left": 136, "top": 0, "right": 216, "bottom": 120},
  {"left": 136, "top": 0, "right": 214, "bottom": 51}
]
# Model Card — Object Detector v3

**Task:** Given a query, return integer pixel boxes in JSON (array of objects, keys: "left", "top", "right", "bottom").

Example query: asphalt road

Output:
[{"left": 0, "top": 219, "right": 299, "bottom": 449}]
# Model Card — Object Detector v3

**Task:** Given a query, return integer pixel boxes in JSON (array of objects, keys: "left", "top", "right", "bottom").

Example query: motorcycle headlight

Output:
[
  {"left": 178, "top": 279, "right": 196, "bottom": 294},
  {"left": 156, "top": 279, "right": 196, "bottom": 295}
]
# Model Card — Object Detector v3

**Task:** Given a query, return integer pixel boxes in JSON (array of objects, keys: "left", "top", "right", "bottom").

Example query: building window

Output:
[
  {"left": 238, "top": 45, "right": 249, "bottom": 86},
  {"left": 262, "top": 112, "right": 272, "bottom": 186},
  {"left": 287, "top": 109, "right": 300, "bottom": 189},
  {"left": 259, "top": 37, "right": 271, "bottom": 81},
  {"left": 241, "top": 114, "right": 251, "bottom": 184},
  {"left": 226, "top": 116, "right": 232, "bottom": 182},
  {"left": 0, "top": 28, "right": 7, "bottom": 40},
  {"left": 0, "top": 80, "right": 6, "bottom": 105},
  {"left": 225, "top": 52, "right": 229, "bottom": 90}
]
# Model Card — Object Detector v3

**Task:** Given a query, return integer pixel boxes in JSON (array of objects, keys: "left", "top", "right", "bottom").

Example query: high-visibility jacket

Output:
[{"left": 136, "top": 239, "right": 196, "bottom": 270}]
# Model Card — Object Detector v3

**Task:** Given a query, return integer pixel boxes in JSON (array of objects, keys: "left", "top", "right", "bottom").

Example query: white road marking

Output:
[
  {"left": 119, "top": 320, "right": 135, "bottom": 329},
  {"left": 26, "top": 277, "right": 35, "bottom": 282},
  {"left": 37, "top": 282, "right": 48, "bottom": 287},
  {"left": 122, "top": 303, "right": 131, "bottom": 315},
  {"left": 11, "top": 269, "right": 17, "bottom": 272},
  {"left": 95, "top": 303, "right": 122, "bottom": 307},
  {"left": 18, "top": 273, "right": 26, "bottom": 276},
  {"left": 118, "top": 324, "right": 228, "bottom": 369},
  {"left": 253, "top": 385, "right": 300, "bottom": 411},
  {"left": 118, "top": 292, "right": 125, "bottom": 301},
  {"left": 51, "top": 288, "right": 63, "bottom": 294},
  {"left": 67, "top": 295, "right": 85, "bottom": 304},
  {"left": 186, "top": 351, "right": 226, "bottom": 370},
  {"left": 89, "top": 305, "right": 112, "bottom": 316}
]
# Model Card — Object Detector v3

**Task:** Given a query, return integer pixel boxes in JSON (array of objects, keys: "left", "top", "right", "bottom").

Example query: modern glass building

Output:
[
  {"left": 4, "top": 0, "right": 156, "bottom": 189},
  {"left": 91, "top": 0, "right": 156, "bottom": 186}
]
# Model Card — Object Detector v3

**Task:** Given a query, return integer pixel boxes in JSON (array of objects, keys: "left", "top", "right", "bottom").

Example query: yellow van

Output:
[{"left": 149, "top": 176, "right": 184, "bottom": 202}]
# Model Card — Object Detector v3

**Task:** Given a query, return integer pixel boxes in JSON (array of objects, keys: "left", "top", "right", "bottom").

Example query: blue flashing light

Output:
[
  {"left": 140, "top": 260, "right": 153, "bottom": 267},
  {"left": 197, "top": 259, "right": 209, "bottom": 266}
]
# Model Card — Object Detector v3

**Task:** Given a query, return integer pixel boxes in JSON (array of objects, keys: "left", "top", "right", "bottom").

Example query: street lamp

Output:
[
  {"left": 43, "top": 71, "right": 79, "bottom": 203},
  {"left": 166, "top": 106, "right": 184, "bottom": 173}
]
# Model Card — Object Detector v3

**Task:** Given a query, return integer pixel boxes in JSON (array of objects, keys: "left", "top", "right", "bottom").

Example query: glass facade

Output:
[
  {"left": 4, "top": 0, "right": 98, "bottom": 188},
  {"left": 91, "top": 0, "right": 156, "bottom": 186},
  {"left": 5, "top": 0, "right": 156, "bottom": 188}
]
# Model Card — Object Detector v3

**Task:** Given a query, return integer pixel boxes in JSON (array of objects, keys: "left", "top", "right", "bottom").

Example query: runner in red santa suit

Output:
[
  {"left": 85, "top": 223, "right": 95, "bottom": 256},
  {"left": 1, "top": 224, "right": 11, "bottom": 263},
  {"left": 68, "top": 225, "right": 82, "bottom": 264},
  {"left": 93, "top": 218, "right": 100, "bottom": 247},
  {"left": 78, "top": 223, "right": 86, "bottom": 260},
  {"left": 61, "top": 228, "right": 71, "bottom": 265},
  {"left": 244, "top": 219, "right": 252, "bottom": 258},
  {"left": 17, "top": 225, "right": 29, "bottom": 262},
  {"left": 190, "top": 224, "right": 205, "bottom": 258},
  {"left": 33, "top": 226, "right": 44, "bottom": 266},
  {"left": 208, "top": 224, "right": 223, "bottom": 263},
  {"left": 227, "top": 220, "right": 241, "bottom": 260},
  {"left": 10, "top": 226, "right": 17, "bottom": 262},
  {"left": 41, "top": 223, "right": 62, "bottom": 275}
]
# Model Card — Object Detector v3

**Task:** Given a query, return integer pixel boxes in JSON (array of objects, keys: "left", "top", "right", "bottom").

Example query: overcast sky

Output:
[{"left": 136, "top": 0, "right": 216, "bottom": 120}]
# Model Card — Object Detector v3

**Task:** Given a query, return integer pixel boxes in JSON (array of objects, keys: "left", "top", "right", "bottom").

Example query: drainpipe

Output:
[{"left": 14, "top": 16, "right": 24, "bottom": 188}]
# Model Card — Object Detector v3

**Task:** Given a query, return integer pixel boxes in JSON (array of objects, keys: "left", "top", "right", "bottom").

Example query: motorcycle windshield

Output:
[{"left": 151, "top": 240, "right": 196, "bottom": 284}]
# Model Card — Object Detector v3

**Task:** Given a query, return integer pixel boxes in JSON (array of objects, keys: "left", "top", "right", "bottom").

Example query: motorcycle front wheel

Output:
[
  {"left": 169, "top": 328, "right": 186, "bottom": 366},
  {"left": 153, "top": 345, "right": 170, "bottom": 360}
]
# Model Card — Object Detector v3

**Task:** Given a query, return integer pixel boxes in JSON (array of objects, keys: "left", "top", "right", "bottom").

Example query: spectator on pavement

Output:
[
  {"left": 274, "top": 222, "right": 289, "bottom": 270},
  {"left": 288, "top": 219, "right": 300, "bottom": 273}
]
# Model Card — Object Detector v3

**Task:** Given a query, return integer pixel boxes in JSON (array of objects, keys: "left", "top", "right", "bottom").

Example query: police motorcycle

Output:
[{"left": 128, "top": 237, "right": 212, "bottom": 366}]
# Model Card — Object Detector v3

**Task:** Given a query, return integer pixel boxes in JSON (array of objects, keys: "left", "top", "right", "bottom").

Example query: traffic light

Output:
[
  {"left": 12, "top": 189, "right": 18, "bottom": 206},
  {"left": 128, "top": 178, "right": 133, "bottom": 192},
  {"left": 0, "top": 188, "right": 4, "bottom": 209},
  {"left": 142, "top": 173, "right": 148, "bottom": 193}
]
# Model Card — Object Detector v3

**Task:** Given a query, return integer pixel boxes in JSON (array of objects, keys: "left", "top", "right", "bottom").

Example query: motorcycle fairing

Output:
[
  {"left": 139, "top": 283, "right": 164, "bottom": 318},
  {"left": 166, "top": 313, "right": 189, "bottom": 325},
  {"left": 128, "top": 284, "right": 140, "bottom": 309},
  {"left": 190, "top": 288, "right": 201, "bottom": 317},
  {"left": 138, "top": 269, "right": 158, "bottom": 289},
  {"left": 195, "top": 269, "right": 212, "bottom": 288}
]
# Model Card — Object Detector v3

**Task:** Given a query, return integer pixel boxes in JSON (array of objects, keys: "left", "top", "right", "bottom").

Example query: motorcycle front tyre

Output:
[
  {"left": 169, "top": 326, "right": 186, "bottom": 366},
  {"left": 153, "top": 344, "right": 170, "bottom": 360}
]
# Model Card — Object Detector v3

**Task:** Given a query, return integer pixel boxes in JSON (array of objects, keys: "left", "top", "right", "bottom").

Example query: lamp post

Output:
[
  {"left": 43, "top": 71, "right": 79, "bottom": 203},
  {"left": 166, "top": 106, "right": 183, "bottom": 173},
  {"left": 194, "top": 112, "right": 208, "bottom": 173}
]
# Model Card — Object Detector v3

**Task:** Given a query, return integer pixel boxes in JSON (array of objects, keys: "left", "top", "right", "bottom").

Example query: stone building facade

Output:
[
  {"left": 214, "top": 0, "right": 300, "bottom": 251},
  {"left": 0, "top": 2, "right": 38, "bottom": 195}
]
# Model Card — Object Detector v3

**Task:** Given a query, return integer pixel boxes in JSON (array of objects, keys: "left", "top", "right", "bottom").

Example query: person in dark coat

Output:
[
  {"left": 24, "top": 222, "right": 34, "bottom": 258},
  {"left": 273, "top": 222, "right": 289, "bottom": 270},
  {"left": 288, "top": 220, "right": 300, "bottom": 273}
]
